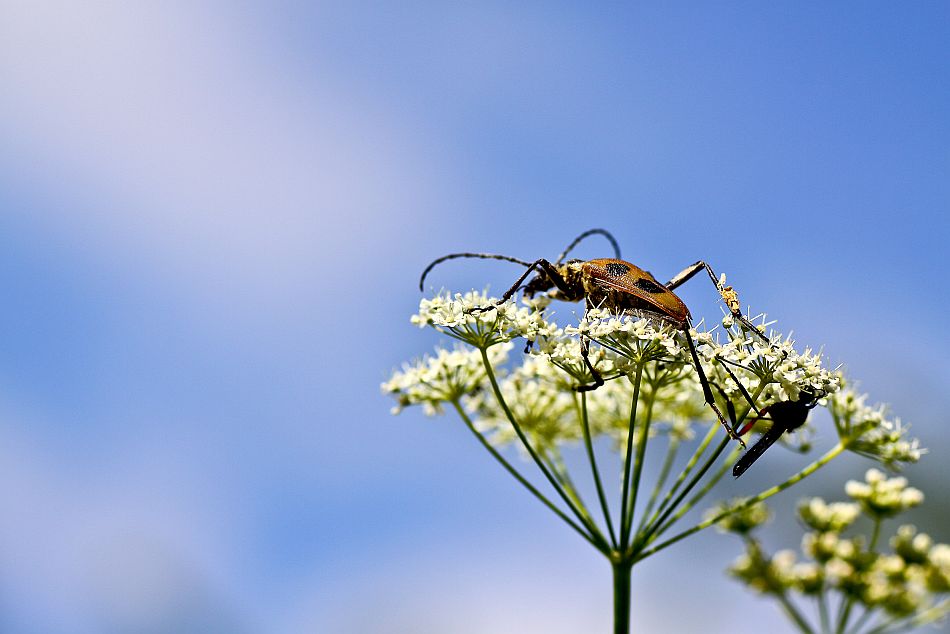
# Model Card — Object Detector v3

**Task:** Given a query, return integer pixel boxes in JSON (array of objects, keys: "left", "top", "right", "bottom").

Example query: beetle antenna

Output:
[
  {"left": 419, "top": 252, "right": 534, "bottom": 291},
  {"left": 555, "top": 228, "right": 621, "bottom": 263}
]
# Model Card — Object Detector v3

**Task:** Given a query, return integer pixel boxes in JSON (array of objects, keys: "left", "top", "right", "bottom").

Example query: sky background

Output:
[{"left": 0, "top": 2, "right": 948, "bottom": 633}]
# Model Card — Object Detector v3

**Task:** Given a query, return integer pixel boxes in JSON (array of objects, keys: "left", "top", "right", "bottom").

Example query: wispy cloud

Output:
[{"left": 0, "top": 2, "right": 446, "bottom": 307}]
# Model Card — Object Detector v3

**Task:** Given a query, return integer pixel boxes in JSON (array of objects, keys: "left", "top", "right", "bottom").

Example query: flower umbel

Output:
[
  {"left": 724, "top": 477, "right": 950, "bottom": 633},
  {"left": 829, "top": 385, "right": 924, "bottom": 467},
  {"left": 845, "top": 469, "right": 924, "bottom": 519},
  {"left": 412, "top": 290, "right": 556, "bottom": 349},
  {"left": 383, "top": 342, "right": 512, "bottom": 415},
  {"left": 386, "top": 282, "right": 927, "bottom": 634}
]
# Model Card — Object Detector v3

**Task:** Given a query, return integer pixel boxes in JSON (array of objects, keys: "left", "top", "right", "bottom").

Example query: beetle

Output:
[
  {"left": 418, "top": 228, "right": 771, "bottom": 446},
  {"left": 730, "top": 389, "right": 824, "bottom": 478}
]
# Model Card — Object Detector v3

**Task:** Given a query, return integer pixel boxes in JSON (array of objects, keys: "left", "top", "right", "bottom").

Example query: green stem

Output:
[
  {"left": 478, "top": 348, "right": 611, "bottom": 552},
  {"left": 450, "top": 401, "right": 601, "bottom": 549},
  {"left": 867, "top": 598, "right": 950, "bottom": 634},
  {"left": 634, "top": 380, "right": 763, "bottom": 553},
  {"left": 865, "top": 617, "right": 913, "bottom": 634},
  {"left": 639, "top": 421, "right": 718, "bottom": 539},
  {"left": 579, "top": 391, "right": 618, "bottom": 549},
  {"left": 818, "top": 592, "right": 832, "bottom": 634},
  {"left": 624, "top": 384, "right": 657, "bottom": 538},
  {"left": 635, "top": 437, "right": 680, "bottom": 536},
  {"left": 636, "top": 435, "right": 731, "bottom": 550},
  {"left": 632, "top": 371, "right": 767, "bottom": 550},
  {"left": 634, "top": 442, "right": 846, "bottom": 562},
  {"left": 612, "top": 560, "right": 633, "bottom": 634},
  {"left": 837, "top": 517, "right": 882, "bottom": 633},
  {"left": 546, "top": 450, "right": 600, "bottom": 529},
  {"left": 778, "top": 593, "right": 815, "bottom": 634},
  {"left": 652, "top": 442, "right": 742, "bottom": 538},
  {"left": 844, "top": 607, "right": 875, "bottom": 634},
  {"left": 869, "top": 517, "right": 882, "bottom": 549},
  {"left": 619, "top": 366, "right": 644, "bottom": 549}
]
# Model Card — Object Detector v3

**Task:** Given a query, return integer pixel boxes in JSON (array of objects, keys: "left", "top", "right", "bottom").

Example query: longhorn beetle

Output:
[{"left": 419, "top": 229, "right": 772, "bottom": 446}]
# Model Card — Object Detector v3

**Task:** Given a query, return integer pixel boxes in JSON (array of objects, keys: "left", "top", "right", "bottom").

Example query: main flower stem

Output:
[
  {"left": 818, "top": 589, "right": 832, "bottom": 633},
  {"left": 612, "top": 560, "right": 633, "bottom": 634}
]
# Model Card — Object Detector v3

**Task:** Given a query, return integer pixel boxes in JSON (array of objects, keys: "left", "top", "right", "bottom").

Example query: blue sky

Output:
[{"left": 0, "top": 2, "right": 948, "bottom": 632}]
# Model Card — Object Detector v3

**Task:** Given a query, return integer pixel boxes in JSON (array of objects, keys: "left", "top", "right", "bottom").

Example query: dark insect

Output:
[
  {"left": 418, "top": 229, "right": 770, "bottom": 446},
  {"left": 731, "top": 389, "right": 824, "bottom": 478}
]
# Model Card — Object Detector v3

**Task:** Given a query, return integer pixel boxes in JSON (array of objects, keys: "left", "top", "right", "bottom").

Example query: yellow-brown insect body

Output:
[
  {"left": 418, "top": 229, "right": 761, "bottom": 448},
  {"left": 576, "top": 258, "right": 690, "bottom": 327}
]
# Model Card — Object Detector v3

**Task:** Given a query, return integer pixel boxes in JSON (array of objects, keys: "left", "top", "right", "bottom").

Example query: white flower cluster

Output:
[
  {"left": 828, "top": 385, "right": 924, "bottom": 467},
  {"left": 534, "top": 332, "right": 627, "bottom": 387},
  {"left": 845, "top": 468, "right": 924, "bottom": 518},
  {"left": 411, "top": 291, "right": 556, "bottom": 348},
  {"left": 569, "top": 309, "right": 686, "bottom": 367},
  {"left": 466, "top": 356, "right": 578, "bottom": 452},
  {"left": 383, "top": 343, "right": 512, "bottom": 415},
  {"left": 730, "top": 543, "right": 808, "bottom": 595},
  {"left": 709, "top": 499, "right": 772, "bottom": 535},
  {"left": 571, "top": 307, "right": 842, "bottom": 414},
  {"left": 727, "top": 476, "right": 950, "bottom": 627},
  {"left": 699, "top": 319, "right": 841, "bottom": 409},
  {"left": 802, "top": 530, "right": 863, "bottom": 565},
  {"left": 797, "top": 498, "right": 861, "bottom": 533},
  {"left": 388, "top": 291, "right": 923, "bottom": 472}
]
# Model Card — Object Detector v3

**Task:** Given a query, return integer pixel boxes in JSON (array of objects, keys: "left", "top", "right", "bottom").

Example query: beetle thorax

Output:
[{"left": 551, "top": 261, "right": 588, "bottom": 302}]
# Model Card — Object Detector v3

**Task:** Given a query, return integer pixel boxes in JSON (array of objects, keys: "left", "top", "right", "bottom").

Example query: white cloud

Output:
[{"left": 0, "top": 1, "right": 448, "bottom": 302}]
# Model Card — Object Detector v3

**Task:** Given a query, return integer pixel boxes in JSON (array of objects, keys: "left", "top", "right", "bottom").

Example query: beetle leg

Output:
[
  {"left": 682, "top": 328, "right": 746, "bottom": 447},
  {"left": 712, "top": 356, "right": 764, "bottom": 418},
  {"left": 574, "top": 334, "right": 606, "bottom": 392},
  {"left": 707, "top": 380, "right": 739, "bottom": 429},
  {"left": 470, "top": 258, "right": 570, "bottom": 313},
  {"left": 665, "top": 261, "right": 769, "bottom": 344}
]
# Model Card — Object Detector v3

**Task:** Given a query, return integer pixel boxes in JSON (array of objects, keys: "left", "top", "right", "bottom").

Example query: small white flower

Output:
[
  {"left": 770, "top": 550, "right": 798, "bottom": 587},
  {"left": 846, "top": 469, "right": 924, "bottom": 518},
  {"left": 467, "top": 356, "right": 578, "bottom": 453},
  {"left": 892, "top": 525, "right": 933, "bottom": 565},
  {"left": 829, "top": 385, "right": 925, "bottom": 467},
  {"left": 707, "top": 499, "right": 771, "bottom": 535},
  {"left": 926, "top": 544, "right": 950, "bottom": 593},
  {"left": 412, "top": 290, "right": 557, "bottom": 348},
  {"left": 825, "top": 558, "right": 855, "bottom": 585},
  {"left": 792, "top": 562, "right": 824, "bottom": 594},
  {"left": 798, "top": 498, "right": 860, "bottom": 533},
  {"left": 382, "top": 343, "right": 512, "bottom": 414}
]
